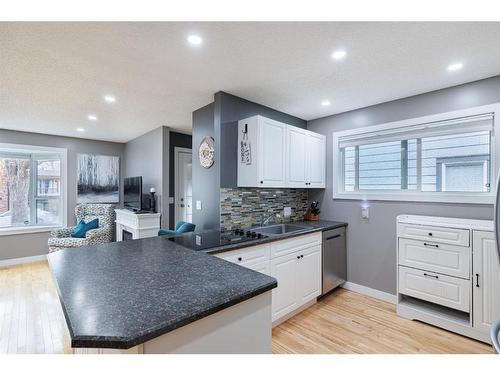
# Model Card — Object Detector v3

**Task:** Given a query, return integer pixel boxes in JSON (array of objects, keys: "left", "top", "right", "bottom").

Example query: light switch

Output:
[
  {"left": 361, "top": 206, "right": 369, "bottom": 219},
  {"left": 283, "top": 207, "right": 292, "bottom": 217},
  {"left": 196, "top": 200, "right": 202, "bottom": 210},
  {"left": 168, "top": 197, "right": 174, "bottom": 204}
]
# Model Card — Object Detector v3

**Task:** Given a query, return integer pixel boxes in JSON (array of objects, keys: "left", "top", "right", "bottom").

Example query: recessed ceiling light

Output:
[
  {"left": 187, "top": 34, "right": 203, "bottom": 46},
  {"left": 77, "top": 128, "right": 85, "bottom": 132},
  {"left": 104, "top": 95, "right": 116, "bottom": 103},
  {"left": 447, "top": 62, "right": 464, "bottom": 72},
  {"left": 321, "top": 100, "right": 331, "bottom": 107},
  {"left": 331, "top": 49, "right": 347, "bottom": 61},
  {"left": 87, "top": 114, "right": 98, "bottom": 121}
]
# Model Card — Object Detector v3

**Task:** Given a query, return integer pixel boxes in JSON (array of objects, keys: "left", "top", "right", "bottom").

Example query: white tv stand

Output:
[{"left": 115, "top": 209, "right": 161, "bottom": 241}]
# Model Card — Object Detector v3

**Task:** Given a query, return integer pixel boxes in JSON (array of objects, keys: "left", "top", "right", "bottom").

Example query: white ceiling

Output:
[{"left": 1, "top": 22, "right": 500, "bottom": 143}]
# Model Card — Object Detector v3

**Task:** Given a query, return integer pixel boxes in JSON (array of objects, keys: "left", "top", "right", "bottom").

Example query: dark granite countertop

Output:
[
  {"left": 48, "top": 237, "right": 277, "bottom": 349},
  {"left": 202, "top": 219, "right": 348, "bottom": 255}
]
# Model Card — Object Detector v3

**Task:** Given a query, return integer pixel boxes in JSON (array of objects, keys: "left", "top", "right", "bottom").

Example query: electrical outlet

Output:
[
  {"left": 283, "top": 207, "right": 292, "bottom": 217},
  {"left": 168, "top": 197, "right": 174, "bottom": 204},
  {"left": 196, "top": 200, "right": 202, "bottom": 210}
]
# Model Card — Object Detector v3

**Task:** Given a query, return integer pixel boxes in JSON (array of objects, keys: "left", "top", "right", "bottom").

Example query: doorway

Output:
[{"left": 174, "top": 147, "right": 193, "bottom": 224}]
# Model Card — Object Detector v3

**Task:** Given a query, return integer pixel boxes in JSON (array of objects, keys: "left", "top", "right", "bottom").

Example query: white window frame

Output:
[
  {"left": 332, "top": 103, "right": 500, "bottom": 204},
  {"left": 0, "top": 143, "right": 68, "bottom": 236}
]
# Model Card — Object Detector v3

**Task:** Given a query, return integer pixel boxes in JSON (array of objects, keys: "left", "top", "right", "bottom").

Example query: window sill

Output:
[
  {"left": 333, "top": 191, "right": 495, "bottom": 205},
  {"left": 0, "top": 225, "right": 63, "bottom": 237}
]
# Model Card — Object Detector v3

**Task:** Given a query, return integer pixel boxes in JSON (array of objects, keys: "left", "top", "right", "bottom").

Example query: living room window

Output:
[
  {"left": 0, "top": 144, "right": 66, "bottom": 234},
  {"left": 332, "top": 104, "right": 500, "bottom": 204}
]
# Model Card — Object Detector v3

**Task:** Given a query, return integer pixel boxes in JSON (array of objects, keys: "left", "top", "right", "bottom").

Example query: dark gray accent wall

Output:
[
  {"left": 307, "top": 75, "right": 500, "bottom": 295},
  {"left": 0, "top": 129, "right": 125, "bottom": 261},
  {"left": 168, "top": 131, "right": 192, "bottom": 229},
  {"left": 216, "top": 91, "right": 307, "bottom": 188},
  {"left": 192, "top": 103, "right": 219, "bottom": 231},
  {"left": 124, "top": 126, "right": 169, "bottom": 227},
  {"left": 192, "top": 92, "right": 306, "bottom": 231}
]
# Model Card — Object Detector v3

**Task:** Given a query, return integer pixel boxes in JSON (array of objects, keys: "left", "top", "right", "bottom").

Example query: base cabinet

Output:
[
  {"left": 396, "top": 215, "right": 500, "bottom": 344},
  {"left": 473, "top": 230, "right": 500, "bottom": 335},
  {"left": 215, "top": 232, "right": 322, "bottom": 324}
]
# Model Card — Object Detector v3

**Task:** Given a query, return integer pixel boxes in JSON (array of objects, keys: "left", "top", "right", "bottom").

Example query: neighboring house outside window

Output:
[
  {"left": 332, "top": 104, "right": 500, "bottom": 204},
  {"left": 0, "top": 144, "right": 66, "bottom": 232}
]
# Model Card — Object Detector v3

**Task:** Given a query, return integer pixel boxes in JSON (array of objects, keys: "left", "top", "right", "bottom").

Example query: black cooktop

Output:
[{"left": 167, "top": 229, "right": 267, "bottom": 251}]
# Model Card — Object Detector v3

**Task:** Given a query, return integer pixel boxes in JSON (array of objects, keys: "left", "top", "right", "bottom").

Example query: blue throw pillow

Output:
[{"left": 71, "top": 218, "right": 99, "bottom": 238}]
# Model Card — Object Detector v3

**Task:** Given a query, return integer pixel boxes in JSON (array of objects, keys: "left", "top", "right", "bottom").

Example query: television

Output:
[{"left": 124, "top": 176, "right": 142, "bottom": 211}]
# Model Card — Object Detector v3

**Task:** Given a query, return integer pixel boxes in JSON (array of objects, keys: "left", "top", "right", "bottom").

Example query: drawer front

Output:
[
  {"left": 215, "top": 244, "right": 270, "bottom": 266},
  {"left": 397, "top": 223, "right": 469, "bottom": 247},
  {"left": 271, "top": 232, "right": 322, "bottom": 259},
  {"left": 398, "top": 266, "right": 470, "bottom": 312},
  {"left": 398, "top": 238, "right": 470, "bottom": 279}
]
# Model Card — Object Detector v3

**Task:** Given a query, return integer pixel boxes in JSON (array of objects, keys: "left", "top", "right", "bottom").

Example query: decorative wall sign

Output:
[
  {"left": 198, "top": 136, "right": 215, "bottom": 169},
  {"left": 240, "top": 125, "right": 252, "bottom": 165},
  {"left": 77, "top": 154, "right": 120, "bottom": 203}
]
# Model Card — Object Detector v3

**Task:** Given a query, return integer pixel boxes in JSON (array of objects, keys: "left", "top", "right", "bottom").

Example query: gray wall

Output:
[
  {"left": 0, "top": 129, "right": 125, "bottom": 261},
  {"left": 124, "top": 126, "right": 169, "bottom": 227},
  {"left": 192, "top": 103, "right": 219, "bottom": 231},
  {"left": 168, "top": 131, "right": 192, "bottom": 229},
  {"left": 216, "top": 91, "right": 307, "bottom": 188},
  {"left": 307, "top": 75, "right": 500, "bottom": 295}
]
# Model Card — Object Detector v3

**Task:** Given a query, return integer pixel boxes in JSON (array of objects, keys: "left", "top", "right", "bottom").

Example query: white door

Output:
[
  {"left": 473, "top": 230, "right": 500, "bottom": 334},
  {"left": 286, "top": 127, "right": 308, "bottom": 187},
  {"left": 259, "top": 118, "right": 286, "bottom": 187},
  {"left": 270, "top": 252, "right": 299, "bottom": 321},
  {"left": 175, "top": 148, "right": 193, "bottom": 224},
  {"left": 306, "top": 132, "right": 326, "bottom": 188},
  {"left": 296, "top": 245, "right": 322, "bottom": 305}
]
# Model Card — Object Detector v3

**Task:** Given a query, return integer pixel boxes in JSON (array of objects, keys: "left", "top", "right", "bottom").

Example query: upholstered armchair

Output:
[{"left": 48, "top": 204, "right": 116, "bottom": 252}]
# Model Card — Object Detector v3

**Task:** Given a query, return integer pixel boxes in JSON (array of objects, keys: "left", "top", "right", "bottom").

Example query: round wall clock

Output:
[{"left": 198, "top": 136, "right": 215, "bottom": 168}]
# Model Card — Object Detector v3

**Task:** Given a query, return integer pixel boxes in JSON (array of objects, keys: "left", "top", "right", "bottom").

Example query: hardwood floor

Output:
[
  {"left": 0, "top": 261, "right": 494, "bottom": 354},
  {"left": 0, "top": 261, "right": 72, "bottom": 354},
  {"left": 272, "top": 288, "right": 494, "bottom": 354}
]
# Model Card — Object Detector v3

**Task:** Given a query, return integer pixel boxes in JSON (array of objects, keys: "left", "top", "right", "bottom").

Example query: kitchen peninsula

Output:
[{"left": 48, "top": 236, "right": 277, "bottom": 354}]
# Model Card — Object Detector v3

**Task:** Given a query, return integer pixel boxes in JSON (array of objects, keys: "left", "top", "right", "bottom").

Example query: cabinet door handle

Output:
[
  {"left": 423, "top": 243, "right": 439, "bottom": 248},
  {"left": 238, "top": 257, "right": 242, "bottom": 262},
  {"left": 423, "top": 273, "right": 439, "bottom": 279},
  {"left": 297, "top": 255, "right": 300, "bottom": 259},
  {"left": 300, "top": 255, "right": 304, "bottom": 258},
  {"left": 428, "top": 232, "right": 433, "bottom": 236},
  {"left": 476, "top": 273, "right": 480, "bottom": 287}
]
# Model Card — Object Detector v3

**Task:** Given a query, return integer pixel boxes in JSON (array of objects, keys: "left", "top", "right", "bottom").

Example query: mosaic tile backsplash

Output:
[{"left": 220, "top": 188, "right": 309, "bottom": 231}]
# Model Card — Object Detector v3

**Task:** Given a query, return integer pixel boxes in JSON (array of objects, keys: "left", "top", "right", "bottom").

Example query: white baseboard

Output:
[
  {"left": 0, "top": 254, "right": 47, "bottom": 268},
  {"left": 342, "top": 281, "right": 397, "bottom": 304}
]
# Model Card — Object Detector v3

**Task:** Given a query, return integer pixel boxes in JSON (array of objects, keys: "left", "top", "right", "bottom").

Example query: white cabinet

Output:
[
  {"left": 213, "top": 232, "right": 323, "bottom": 324},
  {"left": 238, "top": 115, "right": 325, "bottom": 188},
  {"left": 270, "top": 252, "right": 300, "bottom": 319},
  {"left": 286, "top": 127, "right": 308, "bottom": 187},
  {"left": 305, "top": 132, "right": 326, "bottom": 188},
  {"left": 396, "top": 214, "right": 499, "bottom": 344},
  {"left": 472, "top": 230, "right": 500, "bottom": 335},
  {"left": 296, "top": 245, "right": 322, "bottom": 305},
  {"left": 270, "top": 243, "right": 322, "bottom": 321}
]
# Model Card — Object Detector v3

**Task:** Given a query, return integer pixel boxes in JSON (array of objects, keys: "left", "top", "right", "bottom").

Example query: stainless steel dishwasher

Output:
[{"left": 322, "top": 226, "right": 347, "bottom": 295}]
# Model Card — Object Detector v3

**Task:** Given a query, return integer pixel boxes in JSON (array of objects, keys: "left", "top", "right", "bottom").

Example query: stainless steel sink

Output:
[{"left": 253, "top": 224, "right": 312, "bottom": 236}]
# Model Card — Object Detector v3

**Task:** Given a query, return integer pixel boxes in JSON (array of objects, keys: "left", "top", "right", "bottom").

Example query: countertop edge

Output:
[{"left": 69, "top": 279, "right": 277, "bottom": 349}]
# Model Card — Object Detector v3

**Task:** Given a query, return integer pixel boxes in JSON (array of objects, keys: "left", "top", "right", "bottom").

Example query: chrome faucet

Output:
[{"left": 261, "top": 212, "right": 280, "bottom": 226}]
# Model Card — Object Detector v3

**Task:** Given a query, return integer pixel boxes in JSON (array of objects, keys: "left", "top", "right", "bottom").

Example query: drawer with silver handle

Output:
[
  {"left": 398, "top": 238, "right": 470, "bottom": 279},
  {"left": 398, "top": 265, "right": 470, "bottom": 312},
  {"left": 397, "top": 223, "right": 470, "bottom": 247}
]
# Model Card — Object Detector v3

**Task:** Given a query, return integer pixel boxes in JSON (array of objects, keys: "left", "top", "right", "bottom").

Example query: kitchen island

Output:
[{"left": 48, "top": 236, "right": 277, "bottom": 354}]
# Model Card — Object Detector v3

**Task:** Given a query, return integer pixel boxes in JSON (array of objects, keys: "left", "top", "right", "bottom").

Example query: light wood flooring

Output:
[{"left": 0, "top": 261, "right": 494, "bottom": 354}]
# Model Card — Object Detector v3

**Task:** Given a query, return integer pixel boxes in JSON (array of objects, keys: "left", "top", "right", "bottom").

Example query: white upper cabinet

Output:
[
  {"left": 238, "top": 115, "right": 326, "bottom": 188},
  {"left": 305, "top": 131, "right": 326, "bottom": 188},
  {"left": 286, "top": 127, "right": 308, "bottom": 187}
]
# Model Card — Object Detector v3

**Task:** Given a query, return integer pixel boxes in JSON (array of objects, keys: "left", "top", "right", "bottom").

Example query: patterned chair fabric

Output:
[{"left": 48, "top": 204, "right": 116, "bottom": 253}]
